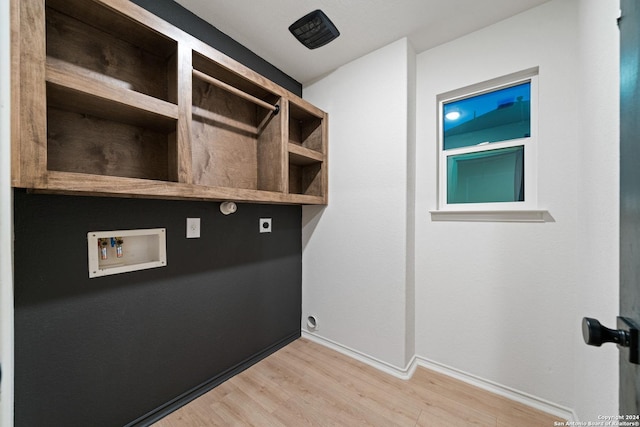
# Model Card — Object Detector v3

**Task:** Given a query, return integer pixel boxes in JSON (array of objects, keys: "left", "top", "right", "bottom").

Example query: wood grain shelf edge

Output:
[
  {"left": 31, "top": 171, "right": 327, "bottom": 205},
  {"left": 46, "top": 59, "right": 179, "bottom": 121},
  {"left": 288, "top": 143, "right": 324, "bottom": 165}
]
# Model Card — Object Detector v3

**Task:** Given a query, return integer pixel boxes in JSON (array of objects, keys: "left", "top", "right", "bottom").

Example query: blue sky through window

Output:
[{"left": 443, "top": 82, "right": 531, "bottom": 132}]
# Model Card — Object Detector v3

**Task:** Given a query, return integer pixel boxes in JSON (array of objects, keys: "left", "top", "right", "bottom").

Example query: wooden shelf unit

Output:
[
  {"left": 11, "top": 0, "right": 328, "bottom": 205},
  {"left": 191, "top": 52, "right": 285, "bottom": 193},
  {"left": 287, "top": 101, "right": 327, "bottom": 197}
]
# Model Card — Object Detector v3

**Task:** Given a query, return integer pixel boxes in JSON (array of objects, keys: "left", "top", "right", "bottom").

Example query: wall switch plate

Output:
[
  {"left": 260, "top": 218, "right": 272, "bottom": 233},
  {"left": 186, "top": 218, "right": 200, "bottom": 238}
]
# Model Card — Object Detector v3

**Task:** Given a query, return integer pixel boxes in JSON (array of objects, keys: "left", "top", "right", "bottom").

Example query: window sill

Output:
[{"left": 429, "top": 209, "right": 553, "bottom": 223}]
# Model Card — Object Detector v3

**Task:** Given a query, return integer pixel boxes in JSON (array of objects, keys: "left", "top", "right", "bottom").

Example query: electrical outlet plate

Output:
[
  {"left": 260, "top": 218, "right": 272, "bottom": 233},
  {"left": 186, "top": 218, "right": 200, "bottom": 238}
]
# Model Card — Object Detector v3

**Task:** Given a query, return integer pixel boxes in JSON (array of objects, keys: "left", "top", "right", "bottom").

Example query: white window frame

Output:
[{"left": 436, "top": 69, "right": 539, "bottom": 213}]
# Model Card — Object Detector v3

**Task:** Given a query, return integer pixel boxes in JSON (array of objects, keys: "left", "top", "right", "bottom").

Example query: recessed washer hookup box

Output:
[{"left": 87, "top": 228, "right": 166, "bottom": 278}]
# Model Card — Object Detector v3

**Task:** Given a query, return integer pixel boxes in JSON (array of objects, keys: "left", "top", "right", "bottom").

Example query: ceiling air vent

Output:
[{"left": 289, "top": 9, "right": 340, "bottom": 50}]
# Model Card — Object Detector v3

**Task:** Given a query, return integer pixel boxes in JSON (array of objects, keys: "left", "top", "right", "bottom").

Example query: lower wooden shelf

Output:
[{"left": 30, "top": 171, "right": 326, "bottom": 205}]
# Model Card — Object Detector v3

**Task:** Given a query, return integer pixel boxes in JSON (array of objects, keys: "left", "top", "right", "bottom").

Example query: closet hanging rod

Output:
[{"left": 192, "top": 69, "right": 279, "bottom": 114}]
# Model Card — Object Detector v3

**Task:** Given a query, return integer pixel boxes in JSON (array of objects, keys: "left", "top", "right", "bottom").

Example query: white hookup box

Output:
[{"left": 87, "top": 228, "right": 167, "bottom": 278}]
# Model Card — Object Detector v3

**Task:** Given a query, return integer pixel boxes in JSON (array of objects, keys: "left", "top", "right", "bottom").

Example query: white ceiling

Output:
[{"left": 174, "top": 0, "right": 550, "bottom": 85}]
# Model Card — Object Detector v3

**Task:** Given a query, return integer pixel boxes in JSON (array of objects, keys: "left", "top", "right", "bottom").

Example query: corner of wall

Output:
[
  {"left": 405, "top": 39, "right": 417, "bottom": 365},
  {"left": 0, "top": 0, "right": 15, "bottom": 425},
  {"left": 301, "top": 37, "right": 417, "bottom": 370},
  {"left": 573, "top": 0, "right": 620, "bottom": 421}
]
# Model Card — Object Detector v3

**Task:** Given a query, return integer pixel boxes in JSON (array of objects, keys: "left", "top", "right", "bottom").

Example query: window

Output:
[{"left": 438, "top": 70, "right": 538, "bottom": 212}]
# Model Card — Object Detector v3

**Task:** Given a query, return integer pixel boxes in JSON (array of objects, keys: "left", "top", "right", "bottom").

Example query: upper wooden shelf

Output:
[
  {"left": 46, "top": 59, "right": 179, "bottom": 131},
  {"left": 11, "top": 0, "right": 328, "bottom": 205},
  {"left": 192, "top": 69, "right": 279, "bottom": 114}
]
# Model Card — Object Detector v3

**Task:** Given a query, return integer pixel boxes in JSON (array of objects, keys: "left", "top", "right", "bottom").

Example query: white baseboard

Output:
[
  {"left": 301, "top": 331, "right": 417, "bottom": 379},
  {"left": 301, "top": 331, "right": 577, "bottom": 422},
  {"left": 415, "top": 356, "right": 577, "bottom": 422}
]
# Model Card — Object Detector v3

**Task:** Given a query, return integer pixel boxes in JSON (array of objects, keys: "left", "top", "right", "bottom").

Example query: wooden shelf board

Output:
[
  {"left": 284, "top": 193, "right": 327, "bottom": 205},
  {"left": 46, "top": 59, "right": 178, "bottom": 132},
  {"left": 36, "top": 171, "right": 327, "bottom": 205},
  {"left": 193, "top": 69, "right": 277, "bottom": 113},
  {"left": 192, "top": 50, "right": 281, "bottom": 103},
  {"left": 289, "top": 96, "right": 326, "bottom": 120},
  {"left": 47, "top": 0, "right": 177, "bottom": 57},
  {"left": 288, "top": 143, "right": 323, "bottom": 165}
]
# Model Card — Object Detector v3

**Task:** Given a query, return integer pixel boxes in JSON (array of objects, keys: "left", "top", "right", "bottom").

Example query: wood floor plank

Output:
[
  {"left": 282, "top": 343, "right": 421, "bottom": 425},
  {"left": 415, "top": 389, "right": 498, "bottom": 427},
  {"left": 231, "top": 371, "right": 290, "bottom": 414},
  {"left": 217, "top": 389, "right": 287, "bottom": 427},
  {"left": 410, "top": 366, "right": 559, "bottom": 423},
  {"left": 271, "top": 394, "right": 347, "bottom": 426},
  {"left": 266, "top": 352, "right": 396, "bottom": 426},
  {"left": 153, "top": 338, "right": 563, "bottom": 427}
]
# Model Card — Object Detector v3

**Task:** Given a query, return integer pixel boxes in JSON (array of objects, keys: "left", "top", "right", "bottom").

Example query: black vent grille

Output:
[{"left": 289, "top": 10, "right": 340, "bottom": 49}]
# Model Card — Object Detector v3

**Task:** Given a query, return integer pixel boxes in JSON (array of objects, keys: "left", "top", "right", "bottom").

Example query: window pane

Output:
[
  {"left": 447, "top": 146, "right": 524, "bottom": 204},
  {"left": 443, "top": 82, "right": 530, "bottom": 150}
]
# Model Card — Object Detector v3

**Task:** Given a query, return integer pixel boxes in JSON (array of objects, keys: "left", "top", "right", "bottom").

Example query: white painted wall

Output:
[
  {"left": 415, "top": 0, "right": 581, "bottom": 411},
  {"left": 573, "top": 0, "right": 619, "bottom": 421},
  {"left": 0, "top": 0, "right": 14, "bottom": 424},
  {"left": 302, "top": 38, "right": 415, "bottom": 369},
  {"left": 303, "top": 0, "right": 619, "bottom": 420},
  {"left": 405, "top": 42, "right": 417, "bottom": 367},
  {"left": 415, "top": 0, "right": 618, "bottom": 417}
]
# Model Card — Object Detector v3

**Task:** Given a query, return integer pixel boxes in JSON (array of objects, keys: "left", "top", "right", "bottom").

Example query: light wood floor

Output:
[{"left": 153, "top": 338, "right": 562, "bottom": 426}]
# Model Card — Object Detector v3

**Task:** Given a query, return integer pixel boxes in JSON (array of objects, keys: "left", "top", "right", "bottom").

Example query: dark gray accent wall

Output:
[
  {"left": 14, "top": 191, "right": 301, "bottom": 426},
  {"left": 131, "top": 0, "right": 302, "bottom": 96},
  {"left": 14, "top": 2, "right": 304, "bottom": 425}
]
